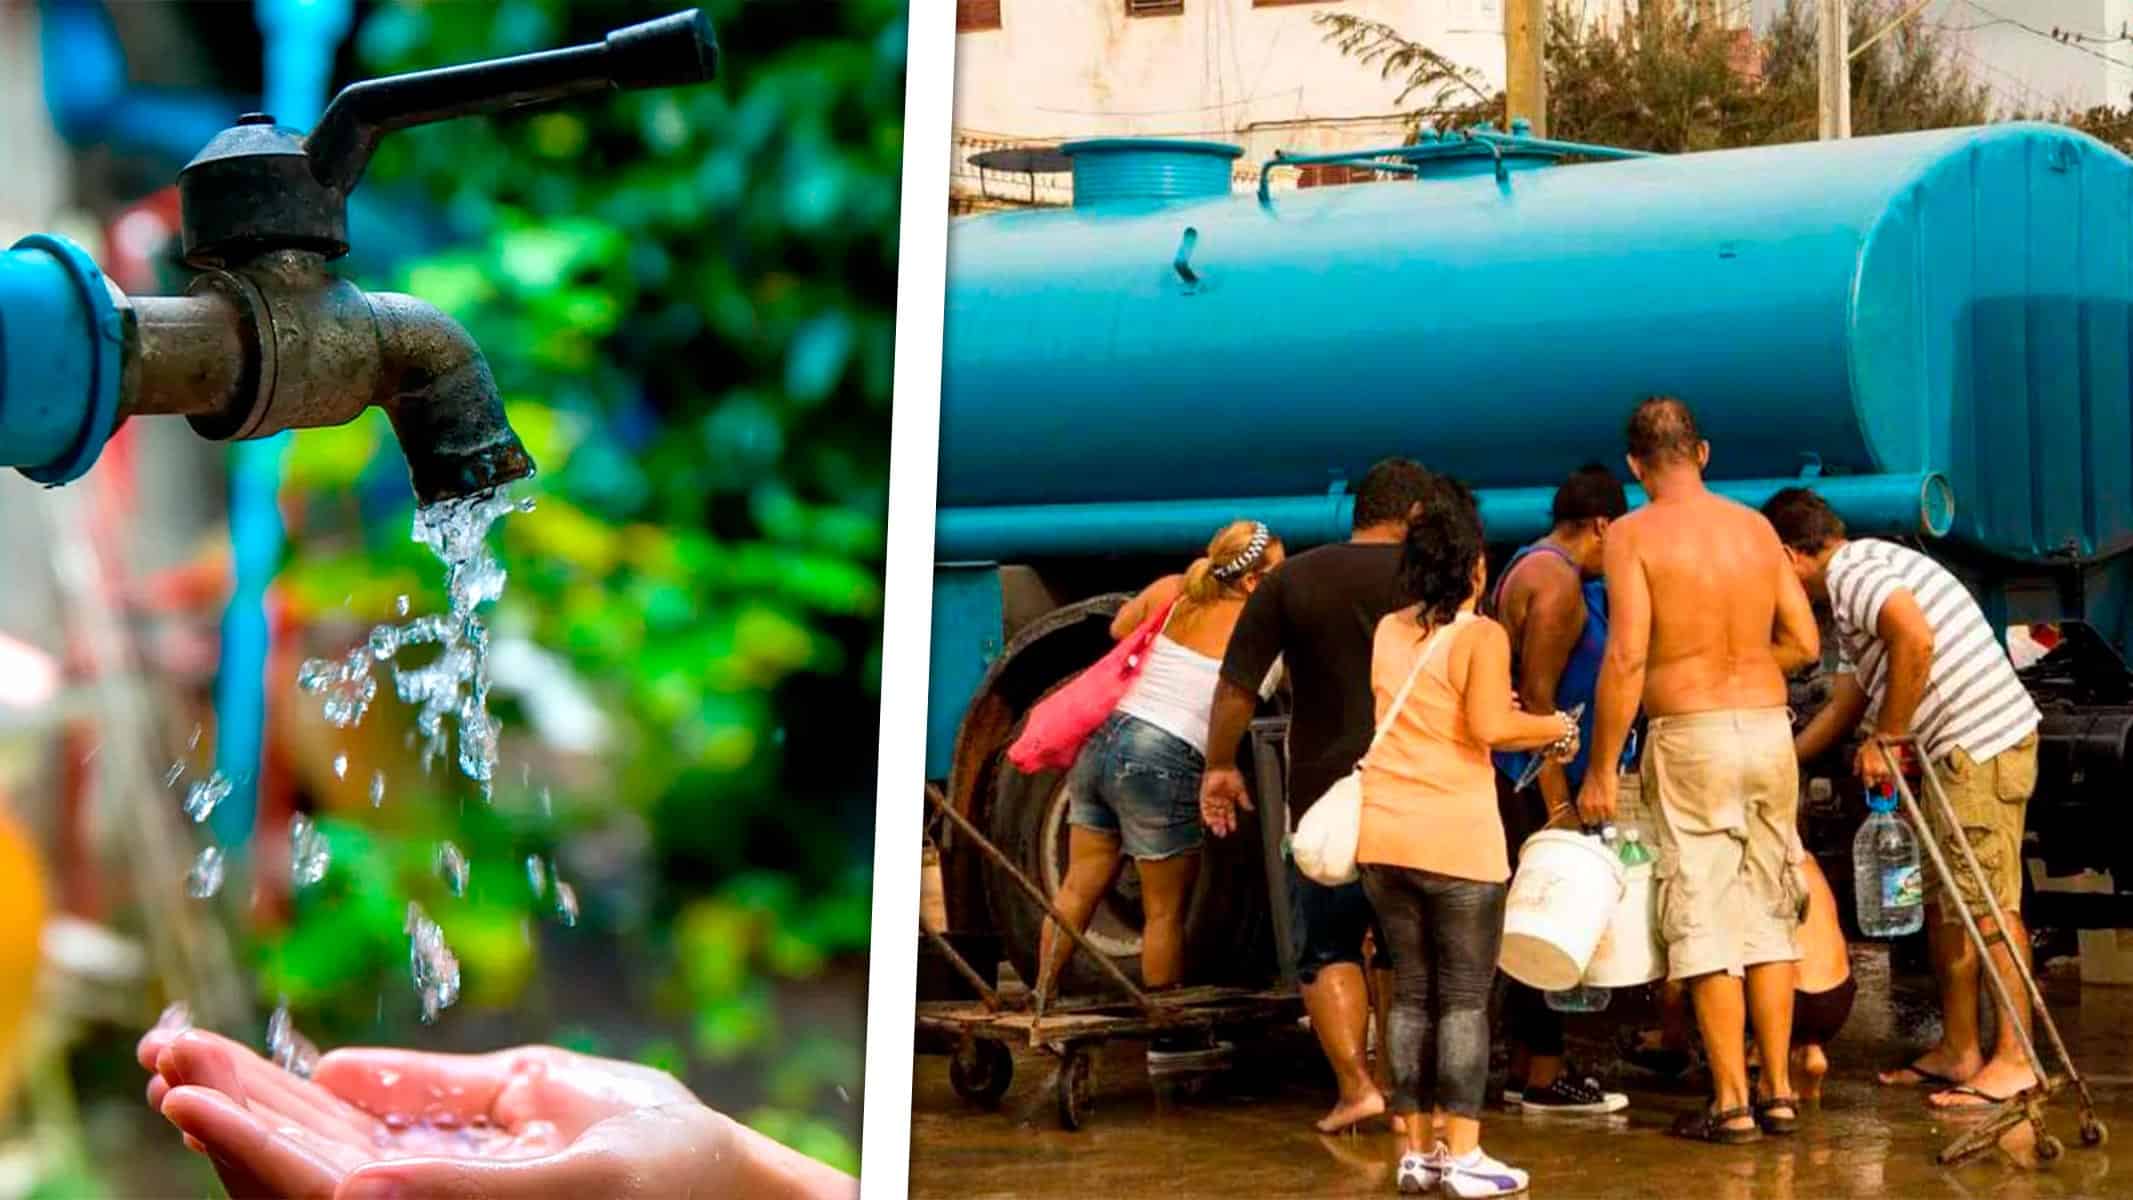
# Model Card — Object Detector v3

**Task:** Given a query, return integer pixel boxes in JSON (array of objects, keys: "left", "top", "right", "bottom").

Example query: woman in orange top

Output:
[{"left": 1357, "top": 478, "right": 1577, "bottom": 1198}]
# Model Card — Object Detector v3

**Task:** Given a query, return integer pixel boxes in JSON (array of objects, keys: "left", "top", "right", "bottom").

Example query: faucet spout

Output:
[{"left": 368, "top": 292, "right": 535, "bottom": 506}]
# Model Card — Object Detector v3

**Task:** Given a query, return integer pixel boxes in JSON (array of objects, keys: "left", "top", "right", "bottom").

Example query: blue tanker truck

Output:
[{"left": 923, "top": 122, "right": 2133, "bottom": 998}]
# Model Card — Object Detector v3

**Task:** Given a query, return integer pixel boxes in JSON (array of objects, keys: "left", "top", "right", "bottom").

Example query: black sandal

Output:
[
  {"left": 1754, "top": 1095, "right": 1801, "bottom": 1136},
  {"left": 1670, "top": 1104, "right": 1762, "bottom": 1144}
]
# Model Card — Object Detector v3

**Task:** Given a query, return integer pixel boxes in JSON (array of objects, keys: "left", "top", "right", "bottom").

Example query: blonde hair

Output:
[{"left": 1179, "top": 520, "right": 1280, "bottom": 614}]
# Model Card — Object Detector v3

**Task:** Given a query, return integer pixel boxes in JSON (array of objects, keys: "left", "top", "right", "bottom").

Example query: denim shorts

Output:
[{"left": 1062, "top": 712, "right": 1206, "bottom": 861}]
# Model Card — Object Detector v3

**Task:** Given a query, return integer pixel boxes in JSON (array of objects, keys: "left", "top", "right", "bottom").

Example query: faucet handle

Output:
[
  {"left": 178, "top": 10, "right": 717, "bottom": 267},
  {"left": 305, "top": 9, "right": 719, "bottom": 195},
  {"left": 603, "top": 10, "right": 721, "bottom": 90}
]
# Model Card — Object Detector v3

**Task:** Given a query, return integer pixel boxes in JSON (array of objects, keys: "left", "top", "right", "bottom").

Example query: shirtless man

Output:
[{"left": 1575, "top": 396, "right": 1821, "bottom": 1145}]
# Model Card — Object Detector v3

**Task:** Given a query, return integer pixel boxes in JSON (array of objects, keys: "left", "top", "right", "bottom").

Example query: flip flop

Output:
[
  {"left": 1670, "top": 1104, "right": 1761, "bottom": 1144},
  {"left": 1878, "top": 1060, "right": 1958, "bottom": 1088},
  {"left": 1928, "top": 1084, "right": 2017, "bottom": 1110}
]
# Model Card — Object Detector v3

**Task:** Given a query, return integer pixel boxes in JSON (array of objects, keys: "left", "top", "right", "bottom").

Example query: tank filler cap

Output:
[{"left": 1061, "top": 139, "right": 1242, "bottom": 208}]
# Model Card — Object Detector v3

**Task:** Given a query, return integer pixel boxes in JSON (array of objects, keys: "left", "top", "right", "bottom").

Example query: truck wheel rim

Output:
[{"left": 1041, "top": 780, "right": 1144, "bottom": 960}]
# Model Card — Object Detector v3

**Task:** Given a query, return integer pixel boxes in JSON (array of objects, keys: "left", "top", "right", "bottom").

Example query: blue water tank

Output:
[{"left": 940, "top": 124, "right": 2133, "bottom": 566}]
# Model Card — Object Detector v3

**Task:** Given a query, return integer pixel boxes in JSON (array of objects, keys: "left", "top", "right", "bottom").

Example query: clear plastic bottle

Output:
[
  {"left": 1853, "top": 784, "right": 1925, "bottom": 937},
  {"left": 1618, "top": 828, "right": 1653, "bottom": 868}
]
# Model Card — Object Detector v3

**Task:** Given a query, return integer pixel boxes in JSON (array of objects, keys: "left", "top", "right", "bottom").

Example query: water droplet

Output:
[
  {"left": 396, "top": 594, "right": 411, "bottom": 617},
  {"left": 289, "top": 814, "right": 331, "bottom": 888},
  {"left": 183, "top": 772, "right": 232, "bottom": 823},
  {"left": 434, "top": 842, "right": 469, "bottom": 896},
  {"left": 377, "top": 1069, "right": 400, "bottom": 1087},
  {"left": 266, "top": 1002, "right": 319, "bottom": 1078},
  {"left": 524, "top": 854, "right": 547, "bottom": 898},
  {"left": 539, "top": 787, "right": 552, "bottom": 817},
  {"left": 187, "top": 725, "right": 203, "bottom": 751},
  {"left": 332, "top": 753, "right": 348, "bottom": 780},
  {"left": 552, "top": 880, "right": 579, "bottom": 928},
  {"left": 164, "top": 761, "right": 185, "bottom": 788},
  {"left": 370, "top": 770, "right": 387, "bottom": 808},
  {"left": 186, "top": 846, "right": 224, "bottom": 898},
  {"left": 406, "top": 902, "right": 461, "bottom": 1023},
  {"left": 383, "top": 1111, "right": 412, "bottom": 1132},
  {"left": 837, "top": 1085, "right": 851, "bottom": 1104}
]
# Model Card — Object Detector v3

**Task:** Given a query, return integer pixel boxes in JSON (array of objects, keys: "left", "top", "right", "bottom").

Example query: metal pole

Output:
[
  {"left": 1879, "top": 745, "right": 2051, "bottom": 1089},
  {"left": 925, "top": 789, "right": 1161, "bottom": 1014},
  {"left": 1818, "top": 0, "right": 1851, "bottom": 140}
]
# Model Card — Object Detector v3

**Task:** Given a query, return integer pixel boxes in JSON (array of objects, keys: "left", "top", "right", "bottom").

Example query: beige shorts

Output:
[
  {"left": 1642, "top": 707, "right": 1804, "bottom": 981},
  {"left": 1930, "top": 735, "right": 2037, "bottom": 926}
]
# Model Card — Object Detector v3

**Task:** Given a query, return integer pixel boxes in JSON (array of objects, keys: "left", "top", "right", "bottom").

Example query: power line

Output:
[{"left": 1956, "top": 0, "right": 2133, "bottom": 73}]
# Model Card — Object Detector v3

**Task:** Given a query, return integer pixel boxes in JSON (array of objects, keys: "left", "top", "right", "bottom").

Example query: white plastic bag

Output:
[
  {"left": 1293, "top": 772, "right": 1363, "bottom": 886},
  {"left": 1292, "top": 616, "right": 1465, "bottom": 889}
]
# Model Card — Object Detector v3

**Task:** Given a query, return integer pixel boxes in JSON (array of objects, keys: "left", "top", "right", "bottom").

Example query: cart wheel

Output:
[
  {"left": 1056, "top": 1046, "right": 1094, "bottom": 1131},
  {"left": 949, "top": 1039, "right": 1013, "bottom": 1107},
  {"left": 2037, "top": 1134, "right": 2066, "bottom": 1163},
  {"left": 2082, "top": 1118, "right": 2108, "bottom": 1148}
]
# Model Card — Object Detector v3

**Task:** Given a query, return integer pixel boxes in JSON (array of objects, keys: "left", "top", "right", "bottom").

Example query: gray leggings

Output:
[{"left": 1359, "top": 863, "right": 1507, "bottom": 1119}]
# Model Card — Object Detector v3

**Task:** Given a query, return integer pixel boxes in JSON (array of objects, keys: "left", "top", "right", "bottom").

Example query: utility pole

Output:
[
  {"left": 1818, "top": 0, "right": 1851, "bottom": 139},
  {"left": 1506, "top": 0, "right": 1548, "bottom": 137}
]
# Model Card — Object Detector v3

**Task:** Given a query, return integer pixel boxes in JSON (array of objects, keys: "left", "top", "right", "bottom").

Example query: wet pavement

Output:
[{"left": 909, "top": 948, "right": 2133, "bottom": 1197}]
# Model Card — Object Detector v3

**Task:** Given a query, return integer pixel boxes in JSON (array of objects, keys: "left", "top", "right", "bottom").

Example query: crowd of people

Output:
[{"left": 1040, "top": 396, "right": 2045, "bottom": 1197}]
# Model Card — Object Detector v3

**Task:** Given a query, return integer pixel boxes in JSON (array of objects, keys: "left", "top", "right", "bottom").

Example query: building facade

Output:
[{"left": 951, "top": 0, "right": 1514, "bottom": 210}]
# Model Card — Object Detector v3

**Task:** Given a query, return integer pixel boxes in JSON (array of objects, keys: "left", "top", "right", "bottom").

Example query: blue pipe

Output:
[
  {"left": 934, "top": 473, "right": 1956, "bottom": 562},
  {"left": 0, "top": 235, "right": 124, "bottom": 485},
  {"left": 208, "top": 0, "right": 353, "bottom": 850}
]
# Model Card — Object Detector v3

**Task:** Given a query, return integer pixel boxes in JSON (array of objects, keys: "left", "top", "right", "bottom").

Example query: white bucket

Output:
[
  {"left": 1500, "top": 830, "right": 1625, "bottom": 991},
  {"left": 1583, "top": 862, "right": 1664, "bottom": 987}
]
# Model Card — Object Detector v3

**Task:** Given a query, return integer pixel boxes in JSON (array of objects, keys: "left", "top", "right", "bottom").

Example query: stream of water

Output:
[{"left": 284, "top": 487, "right": 533, "bottom": 1025}]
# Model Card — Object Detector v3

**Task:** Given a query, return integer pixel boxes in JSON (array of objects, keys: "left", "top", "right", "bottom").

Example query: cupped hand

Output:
[{"left": 137, "top": 1010, "right": 855, "bottom": 1200}]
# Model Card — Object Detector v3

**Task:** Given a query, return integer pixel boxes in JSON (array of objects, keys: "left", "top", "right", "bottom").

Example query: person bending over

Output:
[
  {"left": 1575, "top": 396, "right": 1821, "bottom": 1144},
  {"left": 1360, "top": 478, "right": 1578, "bottom": 1197},
  {"left": 1200, "top": 459, "right": 1436, "bottom": 1134},
  {"left": 1765, "top": 486, "right": 2042, "bottom": 1109},
  {"left": 1039, "top": 519, "right": 1283, "bottom": 1066}
]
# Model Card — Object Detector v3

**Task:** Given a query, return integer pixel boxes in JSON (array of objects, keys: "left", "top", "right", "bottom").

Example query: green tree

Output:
[
  {"left": 1316, "top": 0, "right": 1989, "bottom": 151},
  {"left": 266, "top": 0, "right": 903, "bottom": 1170}
]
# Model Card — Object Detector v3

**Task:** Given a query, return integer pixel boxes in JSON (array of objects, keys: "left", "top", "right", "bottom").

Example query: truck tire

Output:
[{"left": 984, "top": 733, "right": 1271, "bottom": 998}]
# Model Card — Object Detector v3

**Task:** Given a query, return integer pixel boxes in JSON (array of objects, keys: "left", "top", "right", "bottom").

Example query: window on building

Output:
[
  {"left": 1126, "top": 0, "right": 1185, "bottom": 16},
  {"left": 958, "top": 0, "right": 1002, "bottom": 31}
]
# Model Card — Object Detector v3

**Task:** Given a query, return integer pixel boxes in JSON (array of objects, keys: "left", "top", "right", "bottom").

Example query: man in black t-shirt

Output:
[{"left": 1201, "top": 458, "right": 1432, "bottom": 1134}]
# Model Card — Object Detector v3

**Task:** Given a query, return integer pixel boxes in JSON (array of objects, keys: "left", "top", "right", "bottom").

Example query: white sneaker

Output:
[
  {"left": 1395, "top": 1150, "right": 1438, "bottom": 1194},
  {"left": 1439, "top": 1146, "right": 1529, "bottom": 1197}
]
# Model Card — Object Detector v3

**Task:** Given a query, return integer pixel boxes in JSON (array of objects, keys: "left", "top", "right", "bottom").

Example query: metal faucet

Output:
[{"left": 1, "top": 9, "right": 718, "bottom": 504}]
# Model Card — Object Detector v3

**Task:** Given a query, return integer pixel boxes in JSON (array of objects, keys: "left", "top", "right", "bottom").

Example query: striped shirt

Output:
[{"left": 1827, "top": 539, "right": 2040, "bottom": 764}]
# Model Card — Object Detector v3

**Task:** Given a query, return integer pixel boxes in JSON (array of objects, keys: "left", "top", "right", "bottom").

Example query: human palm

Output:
[{"left": 137, "top": 1012, "right": 851, "bottom": 1199}]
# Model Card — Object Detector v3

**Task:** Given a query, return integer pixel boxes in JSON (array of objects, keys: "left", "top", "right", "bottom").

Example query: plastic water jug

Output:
[{"left": 1854, "top": 785, "right": 1924, "bottom": 937}]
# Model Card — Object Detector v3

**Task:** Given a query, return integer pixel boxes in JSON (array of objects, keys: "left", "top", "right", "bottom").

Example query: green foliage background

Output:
[{"left": 256, "top": 0, "right": 904, "bottom": 1175}]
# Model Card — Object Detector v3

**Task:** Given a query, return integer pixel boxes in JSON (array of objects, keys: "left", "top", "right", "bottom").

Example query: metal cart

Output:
[
  {"left": 917, "top": 735, "right": 1303, "bottom": 1131},
  {"left": 1877, "top": 739, "right": 2108, "bottom": 1165}
]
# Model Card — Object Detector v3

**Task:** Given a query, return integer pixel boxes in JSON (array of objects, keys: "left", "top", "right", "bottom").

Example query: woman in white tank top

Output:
[{"left": 1038, "top": 520, "right": 1286, "bottom": 1012}]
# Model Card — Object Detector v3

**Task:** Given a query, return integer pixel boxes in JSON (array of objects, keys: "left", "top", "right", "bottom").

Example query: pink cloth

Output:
[{"left": 1008, "top": 600, "right": 1178, "bottom": 774}]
